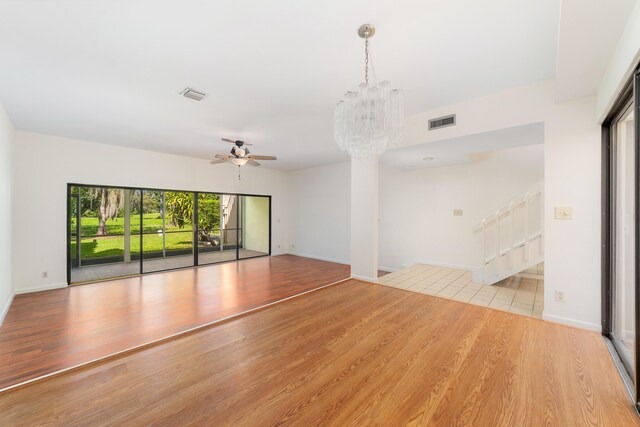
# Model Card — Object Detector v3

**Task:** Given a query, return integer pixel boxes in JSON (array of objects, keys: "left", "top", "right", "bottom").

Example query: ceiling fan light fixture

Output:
[
  {"left": 234, "top": 147, "right": 247, "bottom": 157},
  {"left": 211, "top": 138, "right": 276, "bottom": 172},
  {"left": 231, "top": 158, "right": 249, "bottom": 166}
]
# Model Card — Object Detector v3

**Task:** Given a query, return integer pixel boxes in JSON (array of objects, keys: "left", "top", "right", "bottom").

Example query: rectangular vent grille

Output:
[
  {"left": 181, "top": 87, "right": 207, "bottom": 101},
  {"left": 428, "top": 114, "right": 456, "bottom": 131}
]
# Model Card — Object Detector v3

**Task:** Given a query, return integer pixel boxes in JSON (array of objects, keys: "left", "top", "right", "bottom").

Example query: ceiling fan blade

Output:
[
  {"left": 209, "top": 159, "right": 228, "bottom": 164},
  {"left": 215, "top": 154, "right": 233, "bottom": 159},
  {"left": 248, "top": 155, "right": 276, "bottom": 160},
  {"left": 247, "top": 159, "right": 261, "bottom": 167}
]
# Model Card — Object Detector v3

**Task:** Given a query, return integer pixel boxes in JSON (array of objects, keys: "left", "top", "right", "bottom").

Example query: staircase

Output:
[{"left": 472, "top": 180, "right": 544, "bottom": 285}]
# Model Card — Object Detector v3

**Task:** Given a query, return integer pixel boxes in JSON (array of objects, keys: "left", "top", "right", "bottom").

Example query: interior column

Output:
[{"left": 350, "top": 157, "right": 379, "bottom": 281}]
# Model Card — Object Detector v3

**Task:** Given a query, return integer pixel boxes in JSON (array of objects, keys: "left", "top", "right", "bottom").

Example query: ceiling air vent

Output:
[
  {"left": 428, "top": 114, "right": 456, "bottom": 131},
  {"left": 180, "top": 87, "right": 207, "bottom": 101}
]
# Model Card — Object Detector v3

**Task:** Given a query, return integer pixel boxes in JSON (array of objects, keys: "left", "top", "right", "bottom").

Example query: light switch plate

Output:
[{"left": 555, "top": 207, "right": 573, "bottom": 220}]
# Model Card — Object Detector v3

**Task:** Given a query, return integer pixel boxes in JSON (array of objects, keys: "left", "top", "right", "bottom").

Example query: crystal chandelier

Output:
[{"left": 335, "top": 24, "right": 404, "bottom": 159}]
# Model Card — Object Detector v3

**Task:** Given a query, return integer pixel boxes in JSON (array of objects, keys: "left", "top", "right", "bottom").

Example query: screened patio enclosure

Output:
[{"left": 68, "top": 184, "right": 271, "bottom": 284}]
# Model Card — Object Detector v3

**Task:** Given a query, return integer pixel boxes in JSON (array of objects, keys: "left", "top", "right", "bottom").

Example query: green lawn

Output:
[
  {"left": 69, "top": 213, "right": 213, "bottom": 259},
  {"left": 71, "top": 213, "right": 190, "bottom": 237},
  {"left": 71, "top": 232, "right": 196, "bottom": 259}
]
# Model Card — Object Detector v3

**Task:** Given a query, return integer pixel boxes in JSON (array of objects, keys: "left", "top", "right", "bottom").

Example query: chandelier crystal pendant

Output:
[{"left": 335, "top": 24, "right": 404, "bottom": 160}]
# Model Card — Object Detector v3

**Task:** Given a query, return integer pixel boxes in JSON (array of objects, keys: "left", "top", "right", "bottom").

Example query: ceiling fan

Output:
[{"left": 210, "top": 138, "right": 277, "bottom": 167}]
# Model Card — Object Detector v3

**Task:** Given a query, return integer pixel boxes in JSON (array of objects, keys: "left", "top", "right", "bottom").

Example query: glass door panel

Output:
[
  {"left": 214, "top": 194, "right": 240, "bottom": 262},
  {"left": 197, "top": 193, "right": 227, "bottom": 265},
  {"left": 69, "top": 186, "right": 140, "bottom": 283},
  {"left": 612, "top": 107, "right": 636, "bottom": 374},
  {"left": 142, "top": 190, "right": 195, "bottom": 273},
  {"left": 239, "top": 195, "right": 270, "bottom": 259}
]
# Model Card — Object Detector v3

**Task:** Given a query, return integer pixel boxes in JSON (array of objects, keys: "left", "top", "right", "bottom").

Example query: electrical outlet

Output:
[
  {"left": 42, "top": 271, "right": 48, "bottom": 278},
  {"left": 555, "top": 290, "right": 566, "bottom": 302},
  {"left": 453, "top": 209, "right": 463, "bottom": 217}
]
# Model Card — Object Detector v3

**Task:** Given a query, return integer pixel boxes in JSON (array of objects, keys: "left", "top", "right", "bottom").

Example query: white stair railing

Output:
[{"left": 472, "top": 180, "right": 544, "bottom": 285}]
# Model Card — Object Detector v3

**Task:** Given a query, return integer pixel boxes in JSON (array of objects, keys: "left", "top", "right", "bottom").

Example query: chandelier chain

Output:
[{"left": 364, "top": 37, "right": 369, "bottom": 85}]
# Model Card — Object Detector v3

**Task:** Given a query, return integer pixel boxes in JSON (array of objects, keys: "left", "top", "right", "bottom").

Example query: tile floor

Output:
[
  {"left": 522, "top": 262, "right": 544, "bottom": 276},
  {"left": 378, "top": 264, "right": 544, "bottom": 319}
]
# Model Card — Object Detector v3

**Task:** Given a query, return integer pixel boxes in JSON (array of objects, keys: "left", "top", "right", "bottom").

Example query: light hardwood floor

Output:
[
  {"left": 0, "top": 280, "right": 637, "bottom": 426},
  {"left": 0, "top": 255, "right": 350, "bottom": 391}
]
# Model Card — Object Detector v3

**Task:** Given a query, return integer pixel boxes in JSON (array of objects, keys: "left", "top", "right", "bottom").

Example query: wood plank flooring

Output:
[
  {"left": 0, "top": 280, "right": 637, "bottom": 426},
  {"left": 0, "top": 255, "right": 350, "bottom": 391}
]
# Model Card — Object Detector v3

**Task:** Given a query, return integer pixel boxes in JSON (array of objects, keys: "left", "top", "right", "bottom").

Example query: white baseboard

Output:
[
  {"left": 377, "top": 266, "right": 398, "bottom": 273},
  {"left": 351, "top": 274, "right": 379, "bottom": 283},
  {"left": 542, "top": 312, "right": 602, "bottom": 332},
  {"left": 270, "top": 251, "right": 290, "bottom": 257},
  {"left": 287, "top": 251, "right": 350, "bottom": 266},
  {"left": 15, "top": 282, "right": 67, "bottom": 295},
  {"left": 0, "top": 293, "right": 15, "bottom": 326}
]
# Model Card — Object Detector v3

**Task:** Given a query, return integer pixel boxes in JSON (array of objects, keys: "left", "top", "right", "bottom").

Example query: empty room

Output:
[{"left": 1, "top": 0, "right": 640, "bottom": 425}]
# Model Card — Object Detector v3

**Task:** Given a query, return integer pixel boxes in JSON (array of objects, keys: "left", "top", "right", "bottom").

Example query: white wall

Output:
[
  {"left": 543, "top": 96, "right": 602, "bottom": 331},
  {"left": 0, "top": 102, "right": 14, "bottom": 324},
  {"left": 288, "top": 162, "right": 350, "bottom": 264},
  {"left": 286, "top": 145, "right": 545, "bottom": 275},
  {"left": 5, "top": 77, "right": 610, "bottom": 332},
  {"left": 404, "top": 79, "right": 551, "bottom": 146},
  {"left": 379, "top": 145, "right": 544, "bottom": 272},
  {"left": 289, "top": 80, "right": 604, "bottom": 331},
  {"left": 12, "top": 131, "right": 289, "bottom": 293},
  {"left": 597, "top": 0, "right": 640, "bottom": 121},
  {"left": 403, "top": 81, "right": 603, "bottom": 331}
]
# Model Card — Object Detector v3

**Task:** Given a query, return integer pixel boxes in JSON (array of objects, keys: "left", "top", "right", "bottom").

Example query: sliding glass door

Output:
[
  {"left": 603, "top": 66, "right": 640, "bottom": 407},
  {"left": 67, "top": 185, "right": 271, "bottom": 284},
  {"left": 142, "top": 190, "right": 195, "bottom": 273},
  {"left": 612, "top": 105, "right": 636, "bottom": 374}
]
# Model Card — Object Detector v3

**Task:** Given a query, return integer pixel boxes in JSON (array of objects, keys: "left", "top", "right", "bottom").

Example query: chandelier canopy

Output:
[{"left": 335, "top": 24, "right": 404, "bottom": 159}]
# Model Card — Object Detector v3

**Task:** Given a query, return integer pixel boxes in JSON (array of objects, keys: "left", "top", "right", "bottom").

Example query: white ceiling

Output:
[
  {"left": 381, "top": 123, "right": 544, "bottom": 170},
  {"left": 0, "top": 0, "right": 561, "bottom": 170},
  {"left": 555, "top": 0, "right": 637, "bottom": 103}
]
